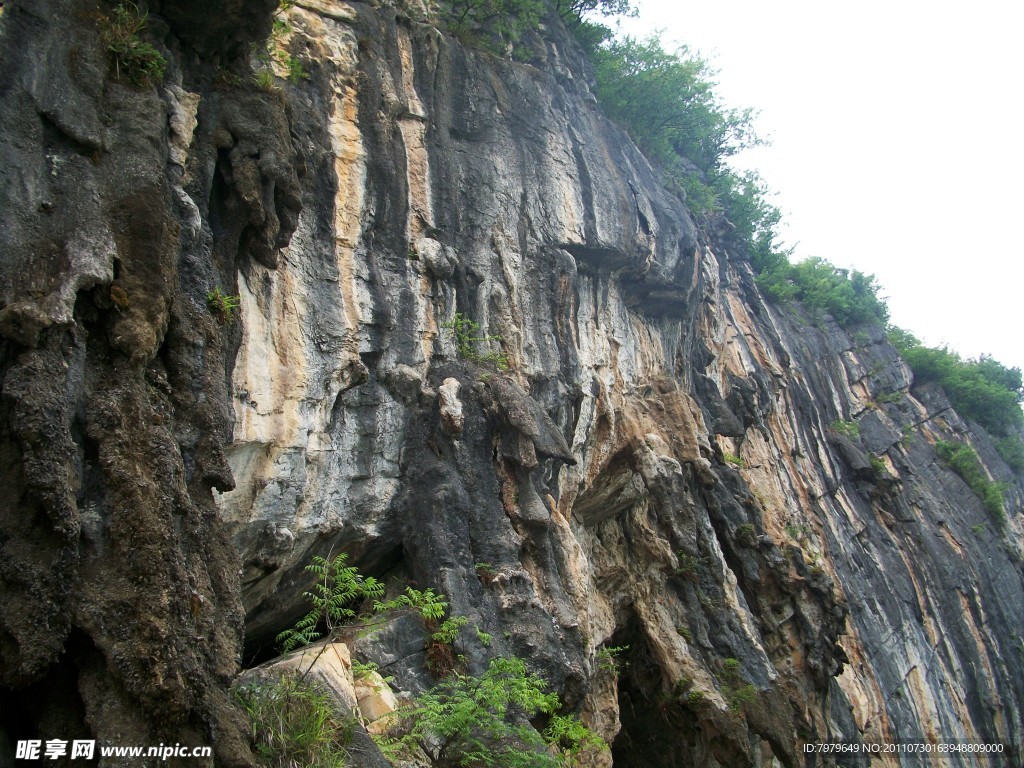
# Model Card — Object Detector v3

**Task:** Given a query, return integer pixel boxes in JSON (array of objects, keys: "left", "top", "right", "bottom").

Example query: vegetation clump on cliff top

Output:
[
  {"left": 752, "top": 254, "right": 888, "bottom": 327},
  {"left": 575, "top": 22, "right": 889, "bottom": 330},
  {"left": 429, "top": 0, "right": 633, "bottom": 55},
  {"left": 889, "top": 328, "right": 1024, "bottom": 436},
  {"left": 887, "top": 328, "right": 1024, "bottom": 471},
  {"left": 437, "top": 0, "right": 544, "bottom": 51}
]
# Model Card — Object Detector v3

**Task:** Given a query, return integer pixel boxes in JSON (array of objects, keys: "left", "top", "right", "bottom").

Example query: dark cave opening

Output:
[{"left": 608, "top": 620, "right": 707, "bottom": 768}]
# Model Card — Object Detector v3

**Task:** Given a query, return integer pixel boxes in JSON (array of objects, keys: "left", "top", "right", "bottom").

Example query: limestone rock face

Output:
[
  {"left": 1, "top": 0, "right": 1022, "bottom": 765},
  {"left": 0, "top": 0, "right": 300, "bottom": 762},
  {"left": 438, "top": 377, "right": 464, "bottom": 436}
]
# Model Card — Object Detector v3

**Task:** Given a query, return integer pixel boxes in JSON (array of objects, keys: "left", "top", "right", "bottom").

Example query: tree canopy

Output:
[{"left": 589, "top": 35, "right": 759, "bottom": 177}]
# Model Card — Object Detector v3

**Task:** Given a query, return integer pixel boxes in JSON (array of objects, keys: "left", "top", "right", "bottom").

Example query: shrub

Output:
[
  {"left": 444, "top": 312, "right": 510, "bottom": 370},
  {"left": 585, "top": 32, "right": 801, "bottom": 286},
  {"left": 722, "top": 452, "right": 744, "bottom": 468},
  {"left": 934, "top": 440, "right": 1006, "bottom": 526},
  {"left": 590, "top": 35, "right": 759, "bottom": 178},
  {"left": 252, "top": 69, "right": 276, "bottom": 90},
  {"left": 376, "top": 656, "right": 605, "bottom": 767},
  {"left": 475, "top": 627, "right": 494, "bottom": 647},
  {"left": 756, "top": 257, "right": 888, "bottom": 328},
  {"left": 235, "top": 674, "right": 353, "bottom": 768},
  {"left": 674, "top": 551, "right": 702, "bottom": 582},
  {"left": 996, "top": 435, "right": 1024, "bottom": 473},
  {"left": 553, "top": 0, "right": 635, "bottom": 24},
  {"left": 285, "top": 55, "right": 309, "bottom": 83},
  {"left": 426, "top": 615, "right": 469, "bottom": 676},
  {"left": 595, "top": 645, "right": 628, "bottom": 674},
  {"left": 868, "top": 455, "right": 887, "bottom": 476},
  {"left": 734, "top": 523, "right": 757, "bottom": 548},
  {"left": 432, "top": 0, "right": 638, "bottom": 56},
  {"left": 686, "top": 689, "right": 707, "bottom": 707},
  {"left": 374, "top": 586, "right": 448, "bottom": 622},
  {"left": 578, "top": 15, "right": 895, "bottom": 334},
  {"left": 720, "top": 658, "right": 757, "bottom": 712},
  {"left": 889, "top": 330, "right": 1024, "bottom": 437},
  {"left": 678, "top": 172, "right": 721, "bottom": 215},
  {"left": 431, "top": 617, "right": 469, "bottom": 645},
  {"left": 207, "top": 288, "right": 241, "bottom": 324},
  {"left": 351, "top": 660, "right": 381, "bottom": 680},
  {"left": 436, "top": 0, "right": 545, "bottom": 53},
  {"left": 255, "top": 3, "right": 309, "bottom": 87},
  {"left": 372, "top": 587, "right": 467, "bottom": 676},
  {"left": 276, "top": 555, "right": 481, "bottom": 683},
  {"left": 475, "top": 562, "right": 498, "bottom": 585},
  {"left": 99, "top": 1, "right": 167, "bottom": 87},
  {"left": 784, "top": 524, "right": 807, "bottom": 541},
  {"left": 829, "top": 420, "right": 860, "bottom": 440}
]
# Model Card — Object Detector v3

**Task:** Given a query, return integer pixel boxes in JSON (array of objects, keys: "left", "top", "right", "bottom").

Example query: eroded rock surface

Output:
[{"left": 1, "top": 0, "right": 1022, "bottom": 765}]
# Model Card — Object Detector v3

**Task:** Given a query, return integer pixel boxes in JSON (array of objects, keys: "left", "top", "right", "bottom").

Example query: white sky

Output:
[{"left": 617, "top": 0, "right": 1024, "bottom": 373}]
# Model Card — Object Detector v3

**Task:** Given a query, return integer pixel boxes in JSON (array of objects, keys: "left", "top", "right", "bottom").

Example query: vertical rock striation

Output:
[{"left": 0, "top": 0, "right": 1021, "bottom": 765}]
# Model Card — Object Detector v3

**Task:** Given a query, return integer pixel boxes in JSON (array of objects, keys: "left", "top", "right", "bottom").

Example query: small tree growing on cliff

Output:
[{"left": 276, "top": 554, "right": 385, "bottom": 653}]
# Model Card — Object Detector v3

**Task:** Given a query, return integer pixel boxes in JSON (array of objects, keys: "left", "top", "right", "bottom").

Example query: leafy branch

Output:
[
  {"left": 276, "top": 554, "right": 385, "bottom": 653},
  {"left": 373, "top": 586, "right": 448, "bottom": 621}
]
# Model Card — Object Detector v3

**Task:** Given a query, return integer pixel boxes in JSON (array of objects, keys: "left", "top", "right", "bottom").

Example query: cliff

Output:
[{"left": 1, "top": 1, "right": 1022, "bottom": 766}]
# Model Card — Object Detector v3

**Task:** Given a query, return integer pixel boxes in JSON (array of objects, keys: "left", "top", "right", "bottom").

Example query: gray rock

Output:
[
  {"left": 1, "top": 1, "right": 1022, "bottom": 766},
  {"left": 438, "top": 377, "right": 464, "bottom": 436}
]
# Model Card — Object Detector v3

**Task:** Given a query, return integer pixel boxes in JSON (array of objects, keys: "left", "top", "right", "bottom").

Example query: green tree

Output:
[
  {"left": 713, "top": 170, "right": 786, "bottom": 263},
  {"left": 755, "top": 256, "right": 888, "bottom": 328},
  {"left": 437, "top": 0, "right": 546, "bottom": 52},
  {"left": 996, "top": 435, "right": 1024, "bottom": 473},
  {"left": 553, "top": 0, "right": 635, "bottom": 23},
  {"left": 587, "top": 32, "right": 795, "bottom": 277},
  {"left": 590, "top": 36, "right": 759, "bottom": 177},
  {"left": 888, "top": 331, "right": 1024, "bottom": 436}
]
